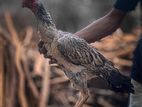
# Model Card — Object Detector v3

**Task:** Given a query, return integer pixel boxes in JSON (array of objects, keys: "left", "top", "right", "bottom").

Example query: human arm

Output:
[
  {"left": 38, "top": 0, "right": 140, "bottom": 56},
  {"left": 74, "top": 8, "right": 126, "bottom": 43},
  {"left": 75, "top": 0, "right": 140, "bottom": 43}
]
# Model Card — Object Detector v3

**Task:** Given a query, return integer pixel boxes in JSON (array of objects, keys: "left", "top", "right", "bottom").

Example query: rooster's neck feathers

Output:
[
  {"left": 35, "top": 3, "right": 55, "bottom": 27},
  {"left": 23, "top": 0, "right": 56, "bottom": 43}
]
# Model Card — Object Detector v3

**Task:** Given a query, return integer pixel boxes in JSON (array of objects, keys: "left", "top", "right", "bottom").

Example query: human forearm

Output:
[{"left": 75, "top": 8, "right": 126, "bottom": 43}]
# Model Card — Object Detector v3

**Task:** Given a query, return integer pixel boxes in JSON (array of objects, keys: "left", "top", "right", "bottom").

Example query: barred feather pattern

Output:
[
  {"left": 24, "top": 0, "right": 134, "bottom": 93},
  {"left": 57, "top": 34, "right": 134, "bottom": 93}
]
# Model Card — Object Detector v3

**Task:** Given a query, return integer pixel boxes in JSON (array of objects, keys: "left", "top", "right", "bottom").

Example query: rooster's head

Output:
[{"left": 22, "top": 0, "right": 38, "bottom": 11}]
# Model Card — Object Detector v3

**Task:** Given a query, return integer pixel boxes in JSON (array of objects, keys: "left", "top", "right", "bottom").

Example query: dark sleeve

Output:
[
  {"left": 114, "top": 0, "right": 140, "bottom": 12},
  {"left": 131, "top": 36, "right": 142, "bottom": 84}
]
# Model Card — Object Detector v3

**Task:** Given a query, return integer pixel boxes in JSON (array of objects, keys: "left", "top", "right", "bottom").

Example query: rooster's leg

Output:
[{"left": 74, "top": 90, "right": 89, "bottom": 107}]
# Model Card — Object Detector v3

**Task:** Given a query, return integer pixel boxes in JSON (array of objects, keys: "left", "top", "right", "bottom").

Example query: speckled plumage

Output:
[
  {"left": 23, "top": 1, "right": 134, "bottom": 107},
  {"left": 57, "top": 34, "right": 134, "bottom": 93}
]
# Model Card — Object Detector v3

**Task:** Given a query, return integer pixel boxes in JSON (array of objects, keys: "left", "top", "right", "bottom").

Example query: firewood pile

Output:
[{"left": 0, "top": 13, "right": 140, "bottom": 107}]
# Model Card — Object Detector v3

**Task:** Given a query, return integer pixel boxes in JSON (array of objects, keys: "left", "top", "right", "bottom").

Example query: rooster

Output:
[{"left": 22, "top": 0, "right": 134, "bottom": 107}]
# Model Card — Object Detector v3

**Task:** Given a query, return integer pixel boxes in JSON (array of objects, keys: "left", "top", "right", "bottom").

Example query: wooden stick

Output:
[
  {"left": 33, "top": 54, "right": 44, "bottom": 76},
  {"left": 22, "top": 55, "right": 39, "bottom": 99},
  {"left": 51, "top": 76, "right": 69, "bottom": 85},
  {"left": 39, "top": 59, "right": 50, "bottom": 107},
  {"left": 114, "top": 46, "right": 135, "bottom": 57},
  {"left": 5, "top": 12, "right": 19, "bottom": 45},
  {"left": 15, "top": 45, "right": 29, "bottom": 107},
  {"left": 6, "top": 48, "right": 17, "bottom": 107},
  {"left": 23, "top": 26, "right": 33, "bottom": 46},
  {"left": 98, "top": 97, "right": 114, "bottom": 107},
  {"left": 0, "top": 26, "right": 12, "bottom": 45},
  {"left": 0, "top": 39, "right": 4, "bottom": 107},
  {"left": 113, "top": 57, "right": 132, "bottom": 67}
]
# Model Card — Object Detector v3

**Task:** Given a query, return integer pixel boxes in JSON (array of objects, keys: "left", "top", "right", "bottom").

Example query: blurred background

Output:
[{"left": 0, "top": 0, "right": 141, "bottom": 107}]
